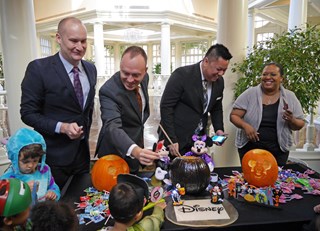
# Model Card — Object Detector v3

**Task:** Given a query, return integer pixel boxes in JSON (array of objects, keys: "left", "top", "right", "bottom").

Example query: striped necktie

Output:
[{"left": 203, "top": 80, "right": 208, "bottom": 110}]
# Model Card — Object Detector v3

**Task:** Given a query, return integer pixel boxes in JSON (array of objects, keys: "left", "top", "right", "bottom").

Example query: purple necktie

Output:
[{"left": 72, "top": 67, "right": 84, "bottom": 107}]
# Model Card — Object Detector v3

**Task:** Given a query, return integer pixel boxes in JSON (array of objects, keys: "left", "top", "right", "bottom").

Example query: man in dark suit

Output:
[
  {"left": 96, "top": 46, "right": 161, "bottom": 174},
  {"left": 20, "top": 17, "right": 97, "bottom": 189},
  {"left": 159, "top": 44, "right": 233, "bottom": 156}
]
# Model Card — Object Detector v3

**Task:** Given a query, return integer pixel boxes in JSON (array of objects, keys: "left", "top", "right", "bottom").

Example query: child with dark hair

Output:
[
  {"left": 0, "top": 178, "right": 33, "bottom": 230},
  {"left": 0, "top": 128, "right": 60, "bottom": 202},
  {"left": 108, "top": 174, "right": 166, "bottom": 231},
  {"left": 30, "top": 200, "right": 78, "bottom": 231}
]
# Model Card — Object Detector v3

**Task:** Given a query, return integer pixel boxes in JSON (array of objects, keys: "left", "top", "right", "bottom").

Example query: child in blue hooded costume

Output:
[{"left": 0, "top": 128, "right": 60, "bottom": 202}]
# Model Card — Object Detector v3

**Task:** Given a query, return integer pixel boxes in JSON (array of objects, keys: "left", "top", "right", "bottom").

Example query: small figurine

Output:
[
  {"left": 210, "top": 172, "right": 219, "bottom": 183},
  {"left": 154, "top": 167, "right": 168, "bottom": 181},
  {"left": 266, "top": 186, "right": 274, "bottom": 206},
  {"left": 228, "top": 178, "right": 236, "bottom": 198},
  {"left": 235, "top": 182, "right": 242, "bottom": 199},
  {"left": 184, "top": 134, "right": 214, "bottom": 172},
  {"left": 171, "top": 183, "right": 185, "bottom": 206},
  {"left": 273, "top": 187, "right": 283, "bottom": 207},
  {"left": 243, "top": 185, "right": 256, "bottom": 202},
  {"left": 153, "top": 140, "right": 170, "bottom": 170},
  {"left": 152, "top": 140, "right": 170, "bottom": 186},
  {"left": 210, "top": 183, "right": 223, "bottom": 204},
  {"left": 255, "top": 190, "right": 268, "bottom": 204}
]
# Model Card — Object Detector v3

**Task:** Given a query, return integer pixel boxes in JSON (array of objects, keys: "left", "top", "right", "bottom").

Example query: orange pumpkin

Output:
[
  {"left": 242, "top": 149, "right": 278, "bottom": 187},
  {"left": 91, "top": 155, "right": 129, "bottom": 191}
]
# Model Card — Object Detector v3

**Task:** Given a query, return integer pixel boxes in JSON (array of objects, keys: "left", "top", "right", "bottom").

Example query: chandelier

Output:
[{"left": 124, "top": 28, "right": 142, "bottom": 43}]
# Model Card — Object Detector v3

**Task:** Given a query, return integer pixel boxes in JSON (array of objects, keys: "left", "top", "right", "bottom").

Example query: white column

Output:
[
  {"left": 0, "top": 0, "right": 37, "bottom": 134},
  {"left": 114, "top": 43, "right": 120, "bottom": 73},
  {"left": 161, "top": 22, "right": 171, "bottom": 75},
  {"left": 147, "top": 43, "right": 154, "bottom": 90},
  {"left": 288, "top": 0, "right": 308, "bottom": 31},
  {"left": 175, "top": 41, "right": 182, "bottom": 68},
  {"left": 93, "top": 22, "right": 106, "bottom": 77},
  {"left": 51, "top": 36, "right": 58, "bottom": 54},
  {"left": 247, "top": 10, "right": 255, "bottom": 54},
  {"left": 208, "top": 37, "right": 214, "bottom": 46},
  {"left": 84, "top": 40, "right": 92, "bottom": 61},
  {"left": 289, "top": 0, "right": 316, "bottom": 155},
  {"left": 214, "top": 0, "right": 248, "bottom": 167}
]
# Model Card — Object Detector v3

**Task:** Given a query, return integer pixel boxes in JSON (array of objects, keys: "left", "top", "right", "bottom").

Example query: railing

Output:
[
  {"left": 152, "top": 74, "right": 170, "bottom": 96},
  {"left": 0, "top": 79, "right": 11, "bottom": 174},
  {"left": 289, "top": 109, "right": 320, "bottom": 172}
]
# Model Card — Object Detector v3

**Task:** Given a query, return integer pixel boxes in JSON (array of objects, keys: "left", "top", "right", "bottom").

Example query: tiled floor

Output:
[{"left": 88, "top": 94, "right": 161, "bottom": 159}]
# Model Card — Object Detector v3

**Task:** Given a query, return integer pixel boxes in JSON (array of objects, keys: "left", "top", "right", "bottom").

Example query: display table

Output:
[{"left": 61, "top": 163, "right": 320, "bottom": 231}]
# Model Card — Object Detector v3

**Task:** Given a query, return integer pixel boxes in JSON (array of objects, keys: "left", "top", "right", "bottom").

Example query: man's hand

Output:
[
  {"left": 61, "top": 122, "right": 83, "bottom": 139},
  {"left": 132, "top": 146, "right": 161, "bottom": 165},
  {"left": 213, "top": 130, "right": 228, "bottom": 146},
  {"left": 168, "top": 143, "right": 180, "bottom": 157}
]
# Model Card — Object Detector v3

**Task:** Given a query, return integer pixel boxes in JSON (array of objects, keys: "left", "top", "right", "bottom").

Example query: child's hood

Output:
[{"left": 6, "top": 128, "right": 47, "bottom": 173}]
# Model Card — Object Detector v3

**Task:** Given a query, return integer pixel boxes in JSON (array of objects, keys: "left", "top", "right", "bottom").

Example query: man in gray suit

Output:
[
  {"left": 159, "top": 44, "right": 233, "bottom": 156},
  {"left": 96, "top": 46, "right": 161, "bottom": 174}
]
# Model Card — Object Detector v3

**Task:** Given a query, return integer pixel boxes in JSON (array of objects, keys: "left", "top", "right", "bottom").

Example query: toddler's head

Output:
[
  {"left": 30, "top": 200, "right": 78, "bottom": 231},
  {"left": 0, "top": 178, "right": 32, "bottom": 228},
  {"left": 6, "top": 128, "right": 46, "bottom": 174},
  {"left": 19, "top": 144, "right": 45, "bottom": 174},
  {"left": 108, "top": 174, "right": 149, "bottom": 225}
]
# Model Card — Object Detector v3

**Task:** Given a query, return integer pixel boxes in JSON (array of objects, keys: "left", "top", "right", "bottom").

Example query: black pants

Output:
[{"left": 50, "top": 140, "right": 90, "bottom": 190}]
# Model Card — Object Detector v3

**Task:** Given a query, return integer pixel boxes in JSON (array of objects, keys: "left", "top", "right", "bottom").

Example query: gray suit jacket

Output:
[{"left": 95, "top": 72, "right": 150, "bottom": 173}]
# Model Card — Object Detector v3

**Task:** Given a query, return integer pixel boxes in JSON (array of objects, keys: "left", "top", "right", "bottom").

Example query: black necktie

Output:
[
  {"left": 72, "top": 67, "right": 84, "bottom": 107},
  {"left": 203, "top": 80, "right": 208, "bottom": 110}
]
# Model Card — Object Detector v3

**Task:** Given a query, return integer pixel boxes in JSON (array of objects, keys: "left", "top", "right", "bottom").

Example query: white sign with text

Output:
[{"left": 174, "top": 199, "right": 230, "bottom": 222}]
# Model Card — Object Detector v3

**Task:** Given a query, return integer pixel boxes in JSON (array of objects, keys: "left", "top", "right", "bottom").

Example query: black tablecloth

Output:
[{"left": 61, "top": 163, "right": 320, "bottom": 231}]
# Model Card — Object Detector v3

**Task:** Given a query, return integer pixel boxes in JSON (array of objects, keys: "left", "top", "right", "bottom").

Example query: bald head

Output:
[
  {"left": 57, "top": 17, "right": 86, "bottom": 34},
  {"left": 56, "top": 17, "right": 87, "bottom": 66}
]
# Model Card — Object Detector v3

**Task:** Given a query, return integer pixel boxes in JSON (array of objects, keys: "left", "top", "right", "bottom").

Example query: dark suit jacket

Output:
[
  {"left": 159, "top": 62, "right": 224, "bottom": 154},
  {"left": 95, "top": 72, "right": 150, "bottom": 173},
  {"left": 20, "top": 53, "right": 97, "bottom": 166}
]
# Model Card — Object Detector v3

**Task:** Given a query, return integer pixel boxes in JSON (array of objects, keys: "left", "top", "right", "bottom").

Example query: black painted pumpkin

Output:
[{"left": 170, "top": 156, "right": 210, "bottom": 195}]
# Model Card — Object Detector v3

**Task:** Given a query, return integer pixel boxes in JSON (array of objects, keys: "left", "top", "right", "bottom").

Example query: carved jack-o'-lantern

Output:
[
  {"left": 170, "top": 156, "right": 210, "bottom": 195},
  {"left": 242, "top": 149, "right": 278, "bottom": 187},
  {"left": 91, "top": 155, "right": 129, "bottom": 191}
]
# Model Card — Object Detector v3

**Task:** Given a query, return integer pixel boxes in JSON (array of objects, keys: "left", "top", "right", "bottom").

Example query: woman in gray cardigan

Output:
[{"left": 230, "top": 62, "right": 305, "bottom": 166}]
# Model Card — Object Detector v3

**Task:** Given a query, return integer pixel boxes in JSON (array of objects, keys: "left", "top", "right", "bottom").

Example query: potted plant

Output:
[
  {"left": 231, "top": 24, "right": 320, "bottom": 114},
  {"left": 153, "top": 63, "right": 161, "bottom": 75}
]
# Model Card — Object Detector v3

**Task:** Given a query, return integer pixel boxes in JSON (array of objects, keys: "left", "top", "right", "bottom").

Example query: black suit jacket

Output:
[
  {"left": 95, "top": 72, "right": 150, "bottom": 173},
  {"left": 20, "top": 53, "right": 97, "bottom": 166},
  {"left": 159, "top": 62, "right": 224, "bottom": 154}
]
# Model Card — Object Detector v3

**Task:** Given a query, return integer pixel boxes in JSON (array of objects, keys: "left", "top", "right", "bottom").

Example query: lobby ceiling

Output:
[{"left": 36, "top": 0, "right": 320, "bottom": 44}]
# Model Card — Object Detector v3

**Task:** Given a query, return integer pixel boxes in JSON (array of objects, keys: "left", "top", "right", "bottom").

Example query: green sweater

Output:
[{"left": 127, "top": 206, "right": 165, "bottom": 231}]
